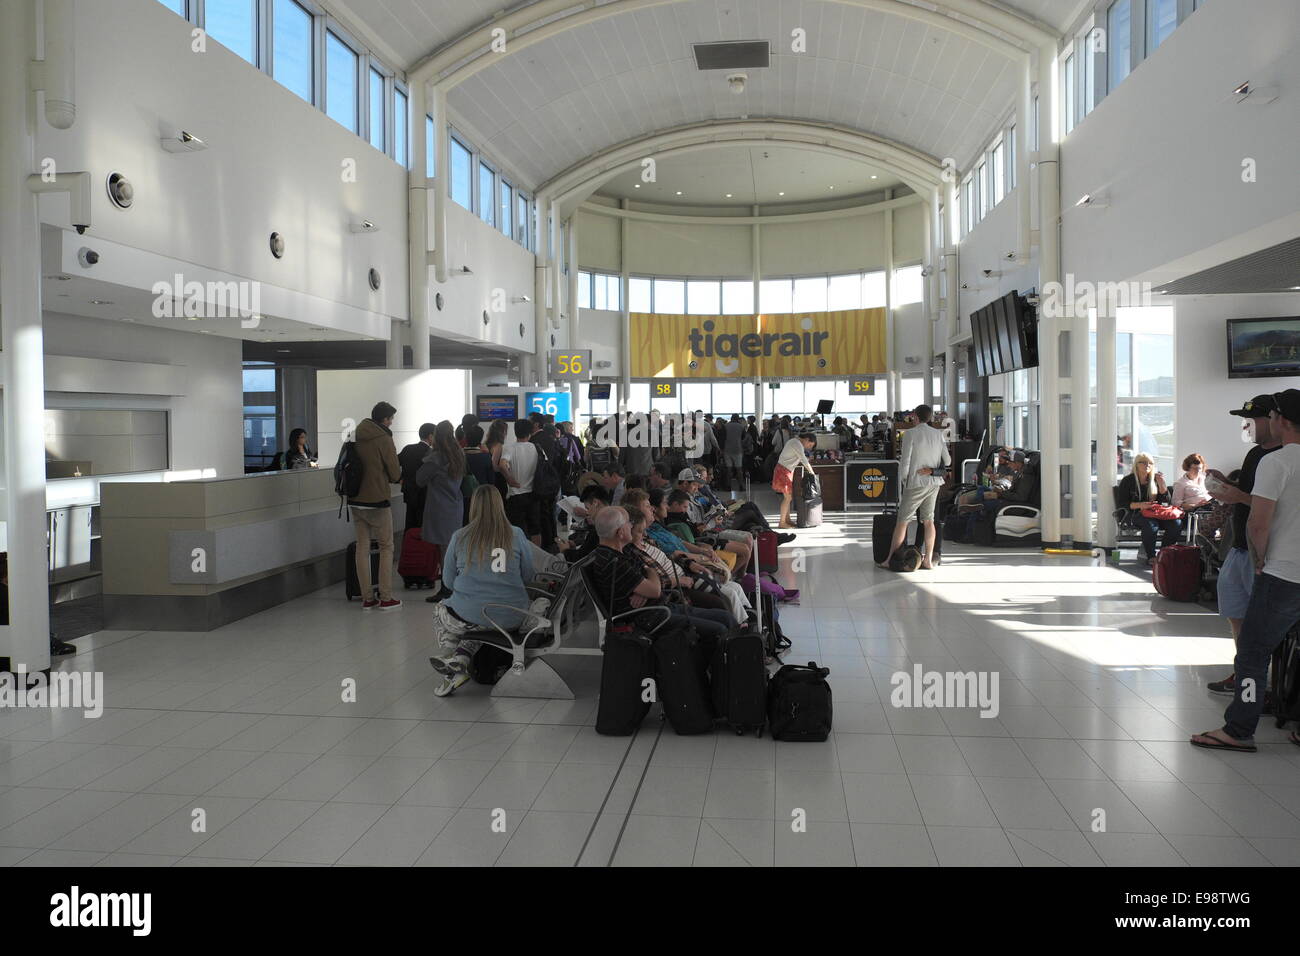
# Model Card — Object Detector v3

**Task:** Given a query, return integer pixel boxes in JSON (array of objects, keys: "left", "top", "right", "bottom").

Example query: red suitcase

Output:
[
  {"left": 398, "top": 528, "right": 442, "bottom": 589},
  {"left": 1153, "top": 544, "right": 1200, "bottom": 602},
  {"left": 755, "top": 530, "right": 779, "bottom": 573}
]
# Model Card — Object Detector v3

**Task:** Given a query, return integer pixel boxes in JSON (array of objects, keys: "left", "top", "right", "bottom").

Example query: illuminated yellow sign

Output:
[
  {"left": 631, "top": 309, "right": 886, "bottom": 379},
  {"left": 857, "top": 467, "right": 888, "bottom": 499}
]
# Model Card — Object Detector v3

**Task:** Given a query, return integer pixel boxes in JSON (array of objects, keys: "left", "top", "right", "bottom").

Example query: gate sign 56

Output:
[
  {"left": 525, "top": 391, "right": 572, "bottom": 422},
  {"left": 548, "top": 349, "right": 592, "bottom": 381}
]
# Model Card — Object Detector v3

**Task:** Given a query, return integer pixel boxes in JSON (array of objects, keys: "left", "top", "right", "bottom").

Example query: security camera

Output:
[
  {"left": 349, "top": 220, "right": 379, "bottom": 234},
  {"left": 920, "top": 266, "right": 934, "bottom": 277},
  {"left": 75, "top": 225, "right": 88, "bottom": 235},
  {"left": 78, "top": 247, "right": 99, "bottom": 268},
  {"left": 1003, "top": 251, "right": 1016, "bottom": 260},
  {"left": 960, "top": 282, "right": 971, "bottom": 290}
]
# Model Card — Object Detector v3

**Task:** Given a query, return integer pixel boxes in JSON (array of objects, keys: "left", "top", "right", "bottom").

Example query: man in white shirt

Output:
[
  {"left": 1193, "top": 388, "right": 1300, "bottom": 753},
  {"left": 883, "top": 404, "right": 951, "bottom": 570},
  {"left": 499, "top": 418, "right": 542, "bottom": 546}
]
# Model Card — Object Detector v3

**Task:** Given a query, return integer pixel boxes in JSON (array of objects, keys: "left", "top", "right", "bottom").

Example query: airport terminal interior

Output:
[{"left": 1, "top": 0, "right": 1299, "bottom": 871}]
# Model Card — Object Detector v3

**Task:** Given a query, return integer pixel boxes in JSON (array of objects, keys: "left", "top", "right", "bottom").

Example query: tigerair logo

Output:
[
  {"left": 688, "top": 317, "right": 829, "bottom": 374},
  {"left": 858, "top": 468, "right": 887, "bottom": 498}
]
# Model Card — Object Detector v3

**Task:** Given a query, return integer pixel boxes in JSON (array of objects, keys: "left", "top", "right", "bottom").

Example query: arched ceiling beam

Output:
[{"left": 409, "top": 0, "right": 1056, "bottom": 89}]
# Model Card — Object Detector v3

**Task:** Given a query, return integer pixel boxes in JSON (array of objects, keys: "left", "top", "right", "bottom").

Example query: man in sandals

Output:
[{"left": 1193, "top": 389, "right": 1300, "bottom": 753}]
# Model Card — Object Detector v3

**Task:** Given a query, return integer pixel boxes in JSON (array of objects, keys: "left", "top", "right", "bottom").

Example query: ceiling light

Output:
[
  {"left": 725, "top": 193, "right": 732, "bottom": 198},
  {"left": 828, "top": 185, "right": 834, "bottom": 190},
  {"left": 778, "top": 191, "right": 785, "bottom": 196},
  {"left": 726, "top": 73, "right": 747, "bottom": 94},
  {"left": 633, "top": 183, "right": 640, "bottom": 188},
  {"left": 676, "top": 191, "right": 682, "bottom": 195},
  {"left": 871, "top": 175, "right": 877, "bottom": 179}
]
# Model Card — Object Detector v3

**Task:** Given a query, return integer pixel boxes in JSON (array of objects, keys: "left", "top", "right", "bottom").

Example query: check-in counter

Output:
[{"left": 101, "top": 469, "right": 395, "bottom": 631}]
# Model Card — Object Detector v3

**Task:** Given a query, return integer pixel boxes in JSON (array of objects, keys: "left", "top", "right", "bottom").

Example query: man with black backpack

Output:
[
  {"left": 531, "top": 422, "right": 565, "bottom": 551},
  {"left": 340, "top": 401, "right": 402, "bottom": 610}
]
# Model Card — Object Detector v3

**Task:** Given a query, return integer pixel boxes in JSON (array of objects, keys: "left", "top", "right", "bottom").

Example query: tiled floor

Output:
[{"left": 4, "top": 503, "right": 1299, "bottom": 867}]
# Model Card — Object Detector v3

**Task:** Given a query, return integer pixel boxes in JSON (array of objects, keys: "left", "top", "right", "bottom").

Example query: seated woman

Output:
[
  {"left": 1118, "top": 452, "right": 1181, "bottom": 565},
  {"left": 428, "top": 485, "right": 537, "bottom": 697},
  {"left": 637, "top": 489, "right": 734, "bottom": 579},
  {"left": 1172, "top": 453, "right": 1213, "bottom": 512},
  {"left": 624, "top": 505, "right": 750, "bottom": 625},
  {"left": 283, "top": 428, "right": 317, "bottom": 470}
]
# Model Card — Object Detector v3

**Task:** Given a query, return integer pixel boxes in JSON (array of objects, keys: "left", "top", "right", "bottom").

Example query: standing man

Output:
[
  {"left": 1193, "top": 389, "right": 1300, "bottom": 752},
  {"left": 500, "top": 418, "right": 542, "bottom": 547},
  {"left": 883, "top": 404, "right": 950, "bottom": 571},
  {"left": 1203, "top": 394, "right": 1283, "bottom": 696},
  {"left": 398, "top": 422, "right": 437, "bottom": 531},
  {"left": 349, "top": 401, "right": 403, "bottom": 610},
  {"left": 722, "top": 414, "right": 749, "bottom": 499}
]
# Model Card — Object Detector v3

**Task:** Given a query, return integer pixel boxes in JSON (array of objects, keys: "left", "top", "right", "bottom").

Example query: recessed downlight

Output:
[
  {"left": 778, "top": 191, "right": 785, "bottom": 196},
  {"left": 676, "top": 191, "right": 682, "bottom": 195}
]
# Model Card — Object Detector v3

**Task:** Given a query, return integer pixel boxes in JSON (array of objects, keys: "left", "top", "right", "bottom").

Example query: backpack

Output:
[
  {"left": 334, "top": 441, "right": 364, "bottom": 515},
  {"left": 460, "top": 473, "right": 479, "bottom": 497},
  {"left": 589, "top": 445, "right": 614, "bottom": 473},
  {"left": 889, "top": 546, "right": 922, "bottom": 573},
  {"left": 532, "top": 441, "right": 561, "bottom": 498}
]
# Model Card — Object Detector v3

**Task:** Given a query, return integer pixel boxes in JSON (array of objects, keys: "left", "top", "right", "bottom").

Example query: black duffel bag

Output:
[{"left": 767, "top": 661, "right": 832, "bottom": 741}]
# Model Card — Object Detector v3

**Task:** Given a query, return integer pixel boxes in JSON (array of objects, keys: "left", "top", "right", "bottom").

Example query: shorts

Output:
[
  {"left": 724, "top": 452, "right": 744, "bottom": 470},
  {"left": 772, "top": 465, "right": 793, "bottom": 496},
  {"left": 1217, "top": 547, "right": 1256, "bottom": 620},
  {"left": 506, "top": 491, "right": 542, "bottom": 536},
  {"left": 897, "top": 483, "right": 940, "bottom": 523}
]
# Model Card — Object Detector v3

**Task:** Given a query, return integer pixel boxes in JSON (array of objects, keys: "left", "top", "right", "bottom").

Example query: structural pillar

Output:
[
  {"left": 1069, "top": 307, "right": 1094, "bottom": 546},
  {"left": 1096, "top": 307, "right": 1118, "bottom": 548},
  {"left": 407, "top": 80, "right": 429, "bottom": 369},
  {"left": 1035, "top": 143, "right": 1062, "bottom": 546},
  {"left": 1, "top": 0, "right": 52, "bottom": 670}
]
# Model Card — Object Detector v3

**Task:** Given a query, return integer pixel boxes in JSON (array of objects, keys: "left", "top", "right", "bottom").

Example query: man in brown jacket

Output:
[{"left": 350, "top": 401, "right": 402, "bottom": 609}]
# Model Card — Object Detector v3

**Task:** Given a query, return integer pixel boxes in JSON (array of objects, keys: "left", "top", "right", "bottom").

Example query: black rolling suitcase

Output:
[
  {"left": 767, "top": 661, "right": 833, "bottom": 742},
  {"left": 872, "top": 509, "right": 897, "bottom": 564},
  {"left": 711, "top": 630, "right": 768, "bottom": 736},
  {"left": 1271, "top": 624, "right": 1300, "bottom": 729},
  {"left": 795, "top": 467, "right": 823, "bottom": 529},
  {"left": 596, "top": 629, "right": 656, "bottom": 735},
  {"left": 345, "top": 540, "right": 381, "bottom": 601},
  {"left": 651, "top": 621, "right": 714, "bottom": 735}
]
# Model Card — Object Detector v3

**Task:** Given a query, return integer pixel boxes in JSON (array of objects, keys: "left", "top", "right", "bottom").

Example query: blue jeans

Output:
[
  {"left": 669, "top": 604, "right": 732, "bottom": 639},
  {"left": 1223, "top": 572, "right": 1300, "bottom": 740},
  {"left": 1131, "top": 514, "right": 1181, "bottom": 558}
]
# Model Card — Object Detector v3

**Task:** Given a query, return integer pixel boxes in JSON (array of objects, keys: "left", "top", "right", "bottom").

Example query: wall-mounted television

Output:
[
  {"left": 476, "top": 394, "right": 518, "bottom": 420},
  {"left": 589, "top": 383, "right": 611, "bottom": 400},
  {"left": 1227, "top": 318, "right": 1300, "bottom": 378},
  {"left": 969, "top": 292, "right": 1038, "bottom": 378}
]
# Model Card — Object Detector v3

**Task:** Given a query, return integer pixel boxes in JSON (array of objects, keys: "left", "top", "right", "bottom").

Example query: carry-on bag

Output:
[
  {"left": 767, "top": 661, "right": 833, "bottom": 742},
  {"left": 1153, "top": 544, "right": 1201, "bottom": 602},
  {"left": 711, "top": 626, "right": 769, "bottom": 736},
  {"left": 398, "top": 528, "right": 442, "bottom": 589},
  {"left": 596, "top": 628, "right": 656, "bottom": 735},
  {"left": 1271, "top": 623, "right": 1300, "bottom": 729},
  {"left": 345, "top": 540, "right": 381, "bottom": 601},
  {"left": 755, "top": 530, "right": 779, "bottom": 573},
  {"left": 651, "top": 621, "right": 714, "bottom": 735}
]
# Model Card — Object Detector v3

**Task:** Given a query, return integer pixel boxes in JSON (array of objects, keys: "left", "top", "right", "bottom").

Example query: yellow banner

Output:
[{"left": 630, "top": 309, "right": 886, "bottom": 379}]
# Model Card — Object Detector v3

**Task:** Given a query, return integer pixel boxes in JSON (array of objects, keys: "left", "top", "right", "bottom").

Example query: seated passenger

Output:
[
  {"left": 624, "top": 506, "right": 749, "bottom": 625},
  {"left": 1118, "top": 452, "right": 1180, "bottom": 565},
  {"left": 562, "top": 485, "right": 612, "bottom": 562},
  {"left": 585, "top": 507, "right": 732, "bottom": 641},
  {"left": 429, "top": 485, "right": 537, "bottom": 697},
  {"left": 1172, "top": 453, "right": 1213, "bottom": 511},
  {"left": 637, "top": 489, "right": 733, "bottom": 578},
  {"left": 647, "top": 462, "right": 674, "bottom": 492}
]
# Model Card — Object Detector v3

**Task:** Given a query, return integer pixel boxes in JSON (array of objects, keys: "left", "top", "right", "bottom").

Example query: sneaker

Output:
[
  {"left": 433, "top": 658, "right": 471, "bottom": 697},
  {"left": 1207, "top": 674, "right": 1235, "bottom": 695},
  {"left": 361, "top": 600, "right": 379, "bottom": 610},
  {"left": 776, "top": 532, "right": 796, "bottom": 545},
  {"left": 429, "top": 652, "right": 468, "bottom": 676},
  {"left": 377, "top": 599, "right": 402, "bottom": 610}
]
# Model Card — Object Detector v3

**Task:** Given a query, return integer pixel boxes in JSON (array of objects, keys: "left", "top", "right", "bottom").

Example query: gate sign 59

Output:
[
  {"left": 525, "top": 391, "right": 571, "bottom": 422},
  {"left": 548, "top": 349, "right": 592, "bottom": 381}
]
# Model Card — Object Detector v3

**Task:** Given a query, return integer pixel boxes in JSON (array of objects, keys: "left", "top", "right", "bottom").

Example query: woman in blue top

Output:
[{"left": 429, "top": 484, "right": 536, "bottom": 696}]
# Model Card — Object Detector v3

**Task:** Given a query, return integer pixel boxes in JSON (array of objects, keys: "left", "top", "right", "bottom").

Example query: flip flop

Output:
[{"left": 1190, "top": 730, "right": 1257, "bottom": 753}]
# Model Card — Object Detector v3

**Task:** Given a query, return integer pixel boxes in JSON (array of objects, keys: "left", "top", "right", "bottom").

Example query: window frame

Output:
[
  {"left": 322, "top": 21, "right": 362, "bottom": 135},
  {"left": 366, "top": 61, "right": 389, "bottom": 154}
]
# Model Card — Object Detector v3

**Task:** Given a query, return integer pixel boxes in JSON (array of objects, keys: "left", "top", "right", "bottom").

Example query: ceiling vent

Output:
[
  {"left": 693, "top": 40, "right": 770, "bottom": 71},
  {"left": 1153, "top": 237, "right": 1300, "bottom": 295}
]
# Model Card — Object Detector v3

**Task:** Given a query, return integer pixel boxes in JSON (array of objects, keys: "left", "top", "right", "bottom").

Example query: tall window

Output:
[
  {"left": 861, "top": 271, "right": 886, "bottom": 308},
  {"left": 393, "top": 88, "right": 408, "bottom": 167},
  {"left": 577, "top": 271, "right": 592, "bottom": 310},
  {"left": 368, "top": 68, "right": 386, "bottom": 152},
  {"left": 792, "top": 277, "right": 827, "bottom": 313},
  {"left": 205, "top": 0, "right": 257, "bottom": 64},
  {"left": 892, "top": 266, "right": 924, "bottom": 306},
  {"left": 759, "top": 279, "right": 793, "bottom": 314},
  {"left": 594, "top": 274, "right": 620, "bottom": 311},
  {"left": 827, "top": 273, "right": 861, "bottom": 310},
  {"left": 449, "top": 137, "right": 472, "bottom": 210},
  {"left": 991, "top": 142, "right": 1005, "bottom": 205},
  {"left": 1007, "top": 125, "right": 1017, "bottom": 189},
  {"left": 499, "top": 180, "right": 513, "bottom": 237},
  {"left": 653, "top": 279, "right": 685, "bottom": 314},
  {"left": 242, "top": 363, "right": 278, "bottom": 471},
  {"left": 687, "top": 280, "right": 721, "bottom": 315},
  {"left": 629, "top": 277, "right": 652, "bottom": 313},
  {"left": 1147, "top": 0, "right": 1178, "bottom": 54},
  {"left": 1091, "top": 306, "right": 1176, "bottom": 477},
  {"left": 516, "top": 193, "right": 529, "bottom": 246},
  {"left": 478, "top": 162, "right": 495, "bottom": 226},
  {"left": 272, "top": 0, "right": 312, "bottom": 102},
  {"left": 977, "top": 161, "right": 989, "bottom": 215},
  {"left": 425, "top": 116, "right": 436, "bottom": 178},
  {"left": 721, "top": 280, "right": 754, "bottom": 315},
  {"left": 1063, "top": 52, "right": 1076, "bottom": 134},
  {"left": 325, "top": 32, "right": 359, "bottom": 133},
  {"left": 1108, "top": 0, "right": 1132, "bottom": 93}
]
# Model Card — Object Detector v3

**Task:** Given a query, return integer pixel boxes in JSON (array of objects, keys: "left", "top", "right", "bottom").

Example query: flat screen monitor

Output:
[
  {"left": 969, "top": 307, "right": 987, "bottom": 377},
  {"left": 589, "top": 383, "right": 611, "bottom": 400},
  {"left": 815, "top": 399, "right": 834, "bottom": 414},
  {"left": 476, "top": 394, "right": 518, "bottom": 421},
  {"left": 1227, "top": 317, "right": 1300, "bottom": 378},
  {"left": 992, "top": 296, "right": 1016, "bottom": 373},
  {"left": 1002, "top": 293, "right": 1025, "bottom": 368}
]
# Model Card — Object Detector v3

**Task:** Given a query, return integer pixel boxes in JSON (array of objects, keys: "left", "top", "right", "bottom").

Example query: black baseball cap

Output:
[
  {"left": 1272, "top": 389, "right": 1300, "bottom": 425},
  {"left": 1229, "top": 394, "right": 1278, "bottom": 418}
]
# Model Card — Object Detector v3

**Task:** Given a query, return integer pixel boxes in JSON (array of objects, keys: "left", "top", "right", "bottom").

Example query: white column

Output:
[
  {"left": 407, "top": 81, "right": 429, "bottom": 369},
  {"left": 752, "top": 205, "right": 762, "bottom": 422},
  {"left": 1096, "top": 307, "right": 1118, "bottom": 548},
  {"left": 1070, "top": 309, "right": 1093, "bottom": 546},
  {"left": 1, "top": 0, "right": 52, "bottom": 670},
  {"left": 1036, "top": 142, "right": 1062, "bottom": 546},
  {"left": 566, "top": 215, "right": 579, "bottom": 386},
  {"left": 884, "top": 189, "right": 899, "bottom": 411},
  {"left": 385, "top": 319, "right": 404, "bottom": 368},
  {"left": 923, "top": 188, "right": 938, "bottom": 405},
  {"left": 619, "top": 199, "right": 632, "bottom": 402}
]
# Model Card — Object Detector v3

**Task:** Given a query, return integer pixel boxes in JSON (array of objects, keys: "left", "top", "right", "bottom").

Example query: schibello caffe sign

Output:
[{"left": 631, "top": 308, "right": 886, "bottom": 379}]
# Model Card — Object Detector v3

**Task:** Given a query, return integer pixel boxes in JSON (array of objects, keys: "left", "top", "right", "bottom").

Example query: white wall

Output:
[
  {"left": 1059, "top": 0, "right": 1300, "bottom": 286},
  {"left": 956, "top": 185, "right": 1037, "bottom": 330},
  {"left": 42, "top": 311, "right": 243, "bottom": 477},
  {"left": 578, "top": 309, "right": 622, "bottom": 377},
  {"left": 315, "top": 369, "right": 470, "bottom": 465},
  {"left": 1174, "top": 294, "right": 1300, "bottom": 475},
  {"left": 37, "top": 0, "right": 409, "bottom": 323}
]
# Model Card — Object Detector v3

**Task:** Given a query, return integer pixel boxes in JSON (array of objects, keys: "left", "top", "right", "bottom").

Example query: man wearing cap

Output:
[
  {"left": 1193, "top": 389, "right": 1300, "bottom": 752},
  {"left": 1201, "top": 394, "right": 1283, "bottom": 697},
  {"left": 675, "top": 469, "right": 754, "bottom": 569}
]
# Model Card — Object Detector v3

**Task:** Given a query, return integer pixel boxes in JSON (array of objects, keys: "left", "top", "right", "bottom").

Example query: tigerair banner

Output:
[{"left": 630, "top": 309, "right": 886, "bottom": 379}]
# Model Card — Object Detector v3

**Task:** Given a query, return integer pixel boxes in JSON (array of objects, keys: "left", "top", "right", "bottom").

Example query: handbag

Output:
[{"left": 1141, "top": 503, "right": 1183, "bottom": 521}]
